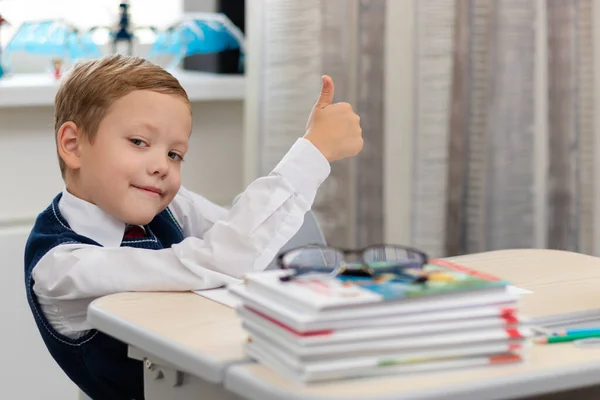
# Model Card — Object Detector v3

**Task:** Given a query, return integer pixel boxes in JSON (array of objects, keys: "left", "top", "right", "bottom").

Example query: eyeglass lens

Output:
[{"left": 281, "top": 245, "right": 424, "bottom": 271}]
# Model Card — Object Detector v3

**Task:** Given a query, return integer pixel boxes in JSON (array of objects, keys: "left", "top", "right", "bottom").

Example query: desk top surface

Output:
[
  {"left": 447, "top": 249, "right": 600, "bottom": 320},
  {"left": 88, "top": 289, "right": 247, "bottom": 382},
  {"left": 89, "top": 248, "right": 600, "bottom": 397},
  {"left": 226, "top": 344, "right": 600, "bottom": 400}
]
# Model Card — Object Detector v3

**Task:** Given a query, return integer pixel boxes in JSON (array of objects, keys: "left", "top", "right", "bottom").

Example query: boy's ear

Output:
[{"left": 56, "top": 121, "right": 83, "bottom": 171}]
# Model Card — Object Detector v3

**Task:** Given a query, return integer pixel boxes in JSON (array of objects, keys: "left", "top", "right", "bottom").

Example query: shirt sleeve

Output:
[{"left": 32, "top": 138, "right": 331, "bottom": 301}]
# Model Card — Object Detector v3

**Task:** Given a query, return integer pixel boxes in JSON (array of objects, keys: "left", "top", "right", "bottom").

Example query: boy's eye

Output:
[
  {"left": 169, "top": 152, "right": 184, "bottom": 162},
  {"left": 130, "top": 138, "right": 148, "bottom": 147}
]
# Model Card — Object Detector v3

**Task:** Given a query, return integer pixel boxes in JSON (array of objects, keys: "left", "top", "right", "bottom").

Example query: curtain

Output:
[{"left": 255, "top": 0, "right": 386, "bottom": 248}]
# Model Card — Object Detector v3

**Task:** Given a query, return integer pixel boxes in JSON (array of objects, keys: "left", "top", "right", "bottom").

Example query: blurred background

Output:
[
  {"left": 251, "top": 0, "right": 600, "bottom": 259},
  {"left": 0, "top": 0, "right": 599, "bottom": 397}
]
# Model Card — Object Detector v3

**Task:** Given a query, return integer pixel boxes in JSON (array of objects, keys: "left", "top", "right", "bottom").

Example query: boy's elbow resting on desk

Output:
[{"left": 31, "top": 242, "right": 242, "bottom": 301}]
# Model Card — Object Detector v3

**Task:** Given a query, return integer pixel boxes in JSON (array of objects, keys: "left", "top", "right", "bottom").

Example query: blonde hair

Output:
[{"left": 54, "top": 54, "right": 190, "bottom": 178}]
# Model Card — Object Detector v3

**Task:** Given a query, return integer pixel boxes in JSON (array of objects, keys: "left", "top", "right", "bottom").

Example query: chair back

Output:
[{"left": 231, "top": 194, "right": 326, "bottom": 270}]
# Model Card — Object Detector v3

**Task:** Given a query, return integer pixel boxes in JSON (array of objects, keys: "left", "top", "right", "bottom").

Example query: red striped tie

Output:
[{"left": 124, "top": 225, "right": 146, "bottom": 239}]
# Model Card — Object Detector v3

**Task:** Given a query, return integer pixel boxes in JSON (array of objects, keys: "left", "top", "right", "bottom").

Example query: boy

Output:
[{"left": 24, "top": 54, "right": 362, "bottom": 399}]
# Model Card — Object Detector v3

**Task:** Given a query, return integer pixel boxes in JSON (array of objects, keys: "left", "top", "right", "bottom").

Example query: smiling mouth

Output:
[{"left": 132, "top": 185, "right": 163, "bottom": 196}]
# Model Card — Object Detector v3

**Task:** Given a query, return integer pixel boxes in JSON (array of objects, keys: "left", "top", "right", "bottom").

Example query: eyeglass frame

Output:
[{"left": 276, "top": 243, "right": 430, "bottom": 282}]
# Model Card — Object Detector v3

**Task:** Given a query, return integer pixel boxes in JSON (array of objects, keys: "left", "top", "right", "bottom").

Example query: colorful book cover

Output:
[{"left": 333, "top": 258, "right": 509, "bottom": 301}]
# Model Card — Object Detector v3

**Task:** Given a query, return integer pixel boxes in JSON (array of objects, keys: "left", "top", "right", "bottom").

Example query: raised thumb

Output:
[{"left": 315, "top": 75, "right": 334, "bottom": 108}]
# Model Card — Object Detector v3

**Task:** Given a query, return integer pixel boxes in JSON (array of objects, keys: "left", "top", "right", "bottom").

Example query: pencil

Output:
[
  {"left": 535, "top": 332, "right": 600, "bottom": 344},
  {"left": 552, "top": 327, "right": 600, "bottom": 336}
]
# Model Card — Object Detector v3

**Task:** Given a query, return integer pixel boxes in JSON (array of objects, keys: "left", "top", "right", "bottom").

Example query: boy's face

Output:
[{"left": 76, "top": 90, "right": 191, "bottom": 225}]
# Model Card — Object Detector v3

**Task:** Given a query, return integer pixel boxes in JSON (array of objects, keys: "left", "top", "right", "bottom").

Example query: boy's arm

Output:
[
  {"left": 171, "top": 135, "right": 328, "bottom": 239},
  {"left": 32, "top": 243, "right": 240, "bottom": 301}
]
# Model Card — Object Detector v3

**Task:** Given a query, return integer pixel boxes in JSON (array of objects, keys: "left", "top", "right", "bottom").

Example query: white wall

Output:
[
  {"left": 184, "top": 0, "right": 216, "bottom": 12},
  {"left": 0, "top": 226, "right": 79, "bottom": 398}
]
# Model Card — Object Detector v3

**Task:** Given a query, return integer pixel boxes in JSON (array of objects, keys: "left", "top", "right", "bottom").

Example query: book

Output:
[
  {"left": 230, "top": 283, "right": 519, "bottom": 332},
  {"left": 245, "top": 339, "right": 524, "bottom": 383},
  {"left": 242, "top": 318, "right": 532, "bottom": 358},
  {"left": 237, "top": 305, "right": 524, "bottom": 346},
  {"left": 242, "top": 258, "right": 511, "bottom": 314},
  {"left": 531, "top": 309, "right": 600, "bottom": 328},
  {"left": 247, "top": 332, "right": 526, "bottom": 370}
]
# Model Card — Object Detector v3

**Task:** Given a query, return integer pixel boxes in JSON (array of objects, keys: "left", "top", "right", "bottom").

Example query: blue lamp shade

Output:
[
  {"left": 5, "top": 20, "right": 102, "bottom": 60},
  {"left": 148, "top": 13, "right": 245, "bottom": 68}
]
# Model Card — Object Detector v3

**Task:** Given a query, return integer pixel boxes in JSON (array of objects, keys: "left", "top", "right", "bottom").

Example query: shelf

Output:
[{"left": 0, "top": 69, "right": 245, "bottom": 108}]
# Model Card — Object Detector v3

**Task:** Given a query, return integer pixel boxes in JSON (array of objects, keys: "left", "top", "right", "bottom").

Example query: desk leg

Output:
[
  {"left": 143, "top": 364, "right": 241, "bottom": 400},
  {"left": 127, "top": 347, "right": 241, "bottom": 400}
]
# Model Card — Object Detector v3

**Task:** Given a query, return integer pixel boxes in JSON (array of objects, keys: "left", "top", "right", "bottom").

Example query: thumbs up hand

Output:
[{"left": 304, "top": 75, "right": 363, "bottom": 162}]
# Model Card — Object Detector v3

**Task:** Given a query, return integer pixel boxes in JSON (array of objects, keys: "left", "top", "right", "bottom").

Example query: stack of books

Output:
[{"left": 229, "top": 258, "right": 532, "bottom": 383}]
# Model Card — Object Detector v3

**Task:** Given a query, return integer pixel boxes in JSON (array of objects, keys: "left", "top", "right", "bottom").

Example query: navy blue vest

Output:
[{"left": 24, "top": 194, "right": 185, "bottom": 400}]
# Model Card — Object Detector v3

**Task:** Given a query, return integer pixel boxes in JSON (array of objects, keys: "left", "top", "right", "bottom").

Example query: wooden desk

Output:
[
  {"left": 88, "top": 291, "right": 246, "bottom": 399},
  {"left": 451, "top": 249, "right": 600, "bottom": 321},
  {"left": 224, "top": 249, "right": 600, "bottom": 400},
  {"left": 88, "top": 249, "right": 600, "bottom": 400}
]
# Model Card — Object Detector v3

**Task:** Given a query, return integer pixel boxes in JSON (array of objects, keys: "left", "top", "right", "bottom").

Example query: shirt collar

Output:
[{"left": 58, "top": 188, "right": 127, "bottom": 248}]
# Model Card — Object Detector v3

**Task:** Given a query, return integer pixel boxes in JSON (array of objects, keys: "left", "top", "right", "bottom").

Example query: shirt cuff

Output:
[{"left": 271, "top": 138, "right": 331, "bottom": 204}]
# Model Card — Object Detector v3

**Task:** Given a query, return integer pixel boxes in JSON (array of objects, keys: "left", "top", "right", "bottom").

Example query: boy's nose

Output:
[{"left": 149, "top": 155, "right": 169, "bottom": 177}]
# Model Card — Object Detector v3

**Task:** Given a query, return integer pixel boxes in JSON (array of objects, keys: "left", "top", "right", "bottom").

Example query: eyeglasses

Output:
[{"left": 276, "top": 244, "right": 429, "bottom": 283}]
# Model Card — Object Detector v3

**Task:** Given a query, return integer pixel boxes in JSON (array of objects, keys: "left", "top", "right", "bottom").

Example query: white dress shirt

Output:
[{"left": 32, "top": 138, "right": 330, "bottom": 338}]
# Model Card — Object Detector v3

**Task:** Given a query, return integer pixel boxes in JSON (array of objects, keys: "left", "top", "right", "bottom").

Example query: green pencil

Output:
[{"left": 535, "top": 332, "right": 600, "bottom": 344}]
